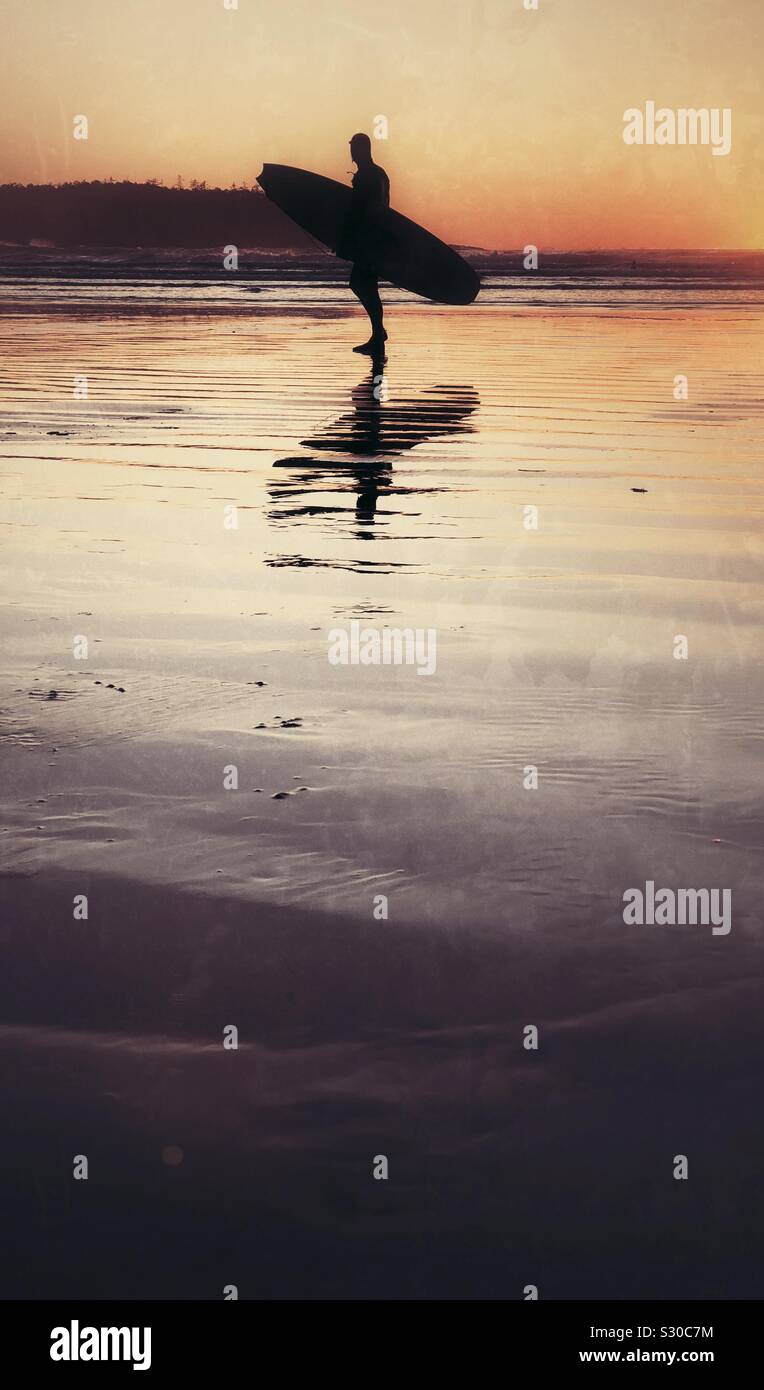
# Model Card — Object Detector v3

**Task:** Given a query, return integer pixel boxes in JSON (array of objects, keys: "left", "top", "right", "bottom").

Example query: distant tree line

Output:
[{"left": 0, "top": 180, "right": 313, "bottom": 249}]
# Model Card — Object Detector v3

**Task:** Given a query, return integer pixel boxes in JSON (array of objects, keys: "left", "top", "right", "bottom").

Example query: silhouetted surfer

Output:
[{"left": 340, "top": 133, "right": 390, "bottom": 357}]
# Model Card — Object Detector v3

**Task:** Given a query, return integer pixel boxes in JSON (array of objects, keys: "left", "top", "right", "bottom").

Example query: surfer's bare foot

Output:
[{"left": 353, "top": 332, "right": 387, "bottom": 355}]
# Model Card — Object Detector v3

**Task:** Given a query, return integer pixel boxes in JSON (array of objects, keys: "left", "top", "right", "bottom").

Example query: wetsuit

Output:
[{"left": 343, "top": 162, "right": 390, "bottom": 342}]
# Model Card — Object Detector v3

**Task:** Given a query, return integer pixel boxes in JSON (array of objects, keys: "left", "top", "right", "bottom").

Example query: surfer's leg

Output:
[
  {"left": 349, "top": 266, "right": 386, "bottom": 351},
  {"left": 361, "top": 274, "right": 384, "bottom": 338}
]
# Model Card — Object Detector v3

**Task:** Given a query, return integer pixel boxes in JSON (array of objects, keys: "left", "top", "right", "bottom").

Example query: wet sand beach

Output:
[{"left": 1, "top": 265, "right": 763, "bottom": 1297}]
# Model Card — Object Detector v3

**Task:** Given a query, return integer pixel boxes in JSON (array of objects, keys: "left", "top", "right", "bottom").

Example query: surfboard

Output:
[{"left": 257, "top": 164, "right": 480, "bottom": 306}]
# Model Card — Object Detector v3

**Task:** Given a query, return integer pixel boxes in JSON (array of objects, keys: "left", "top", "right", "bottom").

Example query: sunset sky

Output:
[{"left": 2, "top": 0, "right": 762, "bottom": 249}]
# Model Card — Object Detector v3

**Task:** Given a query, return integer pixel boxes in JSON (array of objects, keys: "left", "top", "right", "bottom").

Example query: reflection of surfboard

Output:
[{"left": 257, "top": 164, "right": 480, "bottom": 306}]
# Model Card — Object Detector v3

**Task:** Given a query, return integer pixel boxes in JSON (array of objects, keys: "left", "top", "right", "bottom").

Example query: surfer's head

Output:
[{"left": 350, "top": 132, "right": 372, "bottom": 165}]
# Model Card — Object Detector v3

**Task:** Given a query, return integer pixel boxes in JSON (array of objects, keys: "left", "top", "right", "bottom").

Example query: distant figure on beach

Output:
[{"left": 340, "top": 133, "right": 390, "bottom": 357}]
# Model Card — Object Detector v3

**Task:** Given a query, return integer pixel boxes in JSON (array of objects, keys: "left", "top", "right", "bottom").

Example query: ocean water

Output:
[{"left": 1, "top": 245, "right": 764, "bottom": 310}]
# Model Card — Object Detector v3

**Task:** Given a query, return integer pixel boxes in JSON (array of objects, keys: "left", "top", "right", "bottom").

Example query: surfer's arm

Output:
[
  {"left": 346, "top": 175, "right": 368, "bottom": 225},
  {"left": 338, "top": 176, "right": 366, "bottom": 258}
]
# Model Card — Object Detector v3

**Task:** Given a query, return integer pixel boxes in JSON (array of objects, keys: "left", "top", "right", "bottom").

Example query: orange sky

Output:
[{"left": 2, "top": 0, "right": 762, "bottom": 249}]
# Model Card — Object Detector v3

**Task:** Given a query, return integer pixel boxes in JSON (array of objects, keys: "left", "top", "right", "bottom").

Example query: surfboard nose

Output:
[{"left": 257, "top": 164, "right": 285, "bottom": 194}]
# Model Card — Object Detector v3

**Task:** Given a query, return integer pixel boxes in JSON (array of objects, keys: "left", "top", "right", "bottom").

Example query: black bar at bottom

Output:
[{"left": 2, "top": 1299, "right": 758, "bottom": 1377}]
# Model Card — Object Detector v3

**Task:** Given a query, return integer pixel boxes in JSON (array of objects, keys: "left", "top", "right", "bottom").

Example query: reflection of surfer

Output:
[
  {"left": 339, "top": 133, "right": 390, "bottom": 357},
  {"left": 270, "top": 378, "right": 479, "bottom": 531}
]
